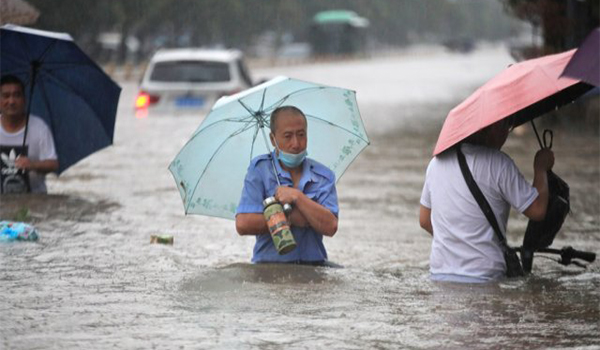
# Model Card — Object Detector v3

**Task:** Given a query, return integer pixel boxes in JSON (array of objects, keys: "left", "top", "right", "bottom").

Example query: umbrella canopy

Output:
[
  {"left": 0, "top": 24, "right": 121, "bottom": 174},
  {"left": 433, "top": 49, "right": 593, "bottom": 156},
  {"left": 561, "top": 27, "right": 599, "bottom": 87},
  {"left": 0, "top": 0, "right": 39, "bottom": 25},
  {"left": 169, "top": 76, "right": 370, "bottom": 219}
]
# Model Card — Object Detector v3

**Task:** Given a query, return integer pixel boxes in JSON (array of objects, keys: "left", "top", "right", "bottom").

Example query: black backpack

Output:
[
  {"left": 519, "top": 127, "right": 571, "bottom": 273},
  {"left": 522, "top": 170, "right": 570, "bottom": 251}
]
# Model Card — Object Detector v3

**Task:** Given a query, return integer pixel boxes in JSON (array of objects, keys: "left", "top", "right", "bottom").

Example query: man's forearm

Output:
[
  {"left": 529, "top": 169, "right": 549, "bottom": 220},
  {"left": 419, "top": 205, "right": 433, "bottom": 236},
  {"left": 32, "top": 159, "right": 59, "bottom": 174},
  {"left": 17, "top": 157, "right": 58, "bottom": 174},
  {"left": 294, "top": 194, "right": 338, "bottom": 237},
  {"left": 288, "top": 209, "right": 309, "bottom": 228},
  {"left": 526, "top": 148, "right": 554, "bottom": 221},
  {"left": 236, "top": 213, "right": 269, "bottom": 235}
]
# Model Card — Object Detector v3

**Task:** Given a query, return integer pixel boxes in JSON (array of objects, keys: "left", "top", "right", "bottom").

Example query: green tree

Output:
[
  {"left": 503, "top": 0, "right": 599, "bottom": 55},
  {"left": 25, "top": 0, "right": 524, "bottom": 62}
]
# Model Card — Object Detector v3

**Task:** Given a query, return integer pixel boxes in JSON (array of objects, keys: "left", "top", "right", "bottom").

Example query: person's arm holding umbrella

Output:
[
  {"left": 15, "top": 156, "right": 58, "bottom": 174},
  {"left": 237, "top": 189, "right": 337, "bottom": 237},
  {"left": 1, "top": 74, "right": 58, "bottom": 193},
  {"left": 488, "top": 119, "right": 555, "bottom": 221},
  {"left": 276, "top": 186, "right": 338, "bottom": 237},
  {"left": 419, "top": 151, "right": 555, "bottom": 234},
  {"left": 13, "top": 134, "right": 58, "bottom": 183},
  {"left": 522, "top": 148, "right": 554, "bottom": 221},
  {"left": 236, "top": 180, "right": 338, "bottom": 237},
  {"left": 419, "top": 121, "right": 555, "bottom": 236}
]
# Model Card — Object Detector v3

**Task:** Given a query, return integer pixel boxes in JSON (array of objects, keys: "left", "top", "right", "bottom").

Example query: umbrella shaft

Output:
[
  {"left": 22, "top": 63, "right": 39, "bottom": 150},
  {"left": 530, "top": 120, "right": 544, "bottom": 149},
  {"left": 260, "top": 126, "right": 294, "bottom": 214},
  {"left": 260, "top": 126, "right": 282, "bottom": 187}
]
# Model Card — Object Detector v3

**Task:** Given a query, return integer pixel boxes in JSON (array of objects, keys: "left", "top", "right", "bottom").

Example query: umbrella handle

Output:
[
  {"left": 283, "top": 203, "right": 293, "bottom": 214},
  {"left": 530, "top": 120, "right": 553, "bottom": 150}
]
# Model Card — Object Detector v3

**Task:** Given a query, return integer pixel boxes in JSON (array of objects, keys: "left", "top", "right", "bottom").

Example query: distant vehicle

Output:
[
  {"left": 309, "top": 10, "right": 369, "bottom": 57},
  {"left": 135, "top": 48, "right": 253, "bottom": 115},
  {"left": 442, "top": 37, "right": 476, "bottom": 54}
]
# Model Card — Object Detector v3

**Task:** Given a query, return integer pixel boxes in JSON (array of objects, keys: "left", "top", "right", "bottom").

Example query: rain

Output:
[{"left": 1, "top": 1, "right": 599, "bottom": 349}]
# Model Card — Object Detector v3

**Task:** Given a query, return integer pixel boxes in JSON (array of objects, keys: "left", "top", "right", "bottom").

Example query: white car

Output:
[{"left": 135, "top": 48, "right": 253, "bottom": 116}]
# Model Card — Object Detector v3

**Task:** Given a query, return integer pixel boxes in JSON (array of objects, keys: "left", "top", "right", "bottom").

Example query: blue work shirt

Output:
[{"left": 236, "top": 151, "right": 339, "bottom": 263}]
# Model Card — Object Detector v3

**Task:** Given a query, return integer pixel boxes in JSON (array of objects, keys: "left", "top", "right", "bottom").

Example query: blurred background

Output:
[{"left": 8, "top": 0, "right": 598, "bottom": 70}]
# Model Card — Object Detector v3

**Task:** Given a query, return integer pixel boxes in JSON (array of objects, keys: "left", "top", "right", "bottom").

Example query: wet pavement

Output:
[{"left": 1, "top": 45, "right": 599, "bottom": 349}]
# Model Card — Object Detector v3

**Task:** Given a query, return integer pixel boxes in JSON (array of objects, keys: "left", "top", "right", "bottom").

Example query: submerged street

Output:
[{"left": 1, "top": 45, "right": 599, "bottom": 349}]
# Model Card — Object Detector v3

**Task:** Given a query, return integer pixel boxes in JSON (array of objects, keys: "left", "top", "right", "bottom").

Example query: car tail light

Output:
[{"left": 135, "top": 91, "right": 159, "bottom": 109}]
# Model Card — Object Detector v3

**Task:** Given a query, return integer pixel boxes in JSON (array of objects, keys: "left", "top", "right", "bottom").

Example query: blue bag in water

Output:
[{"left": 0, "top": 221, "right": 39, "bottom": 241}]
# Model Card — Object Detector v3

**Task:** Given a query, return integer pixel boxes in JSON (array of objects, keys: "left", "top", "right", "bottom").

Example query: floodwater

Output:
[{"left": 1, "top": 45, "right": 599, "bottom": 349}]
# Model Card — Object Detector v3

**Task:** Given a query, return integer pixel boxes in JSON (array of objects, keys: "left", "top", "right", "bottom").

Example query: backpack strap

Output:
[{"left": 456, "top": 145, "right": 509, "bottom": 250}]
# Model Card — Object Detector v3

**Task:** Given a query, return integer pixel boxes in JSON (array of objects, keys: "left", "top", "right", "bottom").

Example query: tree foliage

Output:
[
  {"left": 502, "top": 0, "right": 599, "bottom": 55},
  {"left": 26, "top": 0, "right": 522, "bottom": 63}
]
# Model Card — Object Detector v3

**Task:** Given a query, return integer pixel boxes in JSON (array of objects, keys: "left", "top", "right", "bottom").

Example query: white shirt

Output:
[
  {"left": 420, "top": 144, "right": 538, "bottom": 281},
  {"left": 0, "top": 115, "right": 57, "bottom": 193}
]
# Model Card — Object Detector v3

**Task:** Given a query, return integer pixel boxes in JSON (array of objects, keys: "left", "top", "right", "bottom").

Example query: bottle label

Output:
[{"left": 263, "top": 202, "right": 296, "bottom": 255}]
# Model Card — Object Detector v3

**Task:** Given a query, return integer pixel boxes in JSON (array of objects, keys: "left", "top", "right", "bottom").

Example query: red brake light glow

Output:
[
  {"left": 135, "top": 92, "right": 159, "bottom": 109},
  {"left": 135, "top": 93, "right": 150, "bottom": 109}
]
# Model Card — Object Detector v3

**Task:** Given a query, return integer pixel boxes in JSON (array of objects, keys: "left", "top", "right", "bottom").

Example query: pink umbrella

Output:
[{"left": 433, "top": 49, "right": 593, "bottom": 156}]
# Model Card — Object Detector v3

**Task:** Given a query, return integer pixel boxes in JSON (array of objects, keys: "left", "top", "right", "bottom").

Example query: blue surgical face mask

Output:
[
  {"left": 278, "top": 149, "right": 307, "bottom": 168},
  {"left": 272, "top": 134, "right": 307, "bottom": 168}
]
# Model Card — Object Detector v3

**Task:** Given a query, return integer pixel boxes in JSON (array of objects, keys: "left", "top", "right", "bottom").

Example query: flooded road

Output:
[{"left": 1, "top": 45, "right": 599, "bottom": 349}]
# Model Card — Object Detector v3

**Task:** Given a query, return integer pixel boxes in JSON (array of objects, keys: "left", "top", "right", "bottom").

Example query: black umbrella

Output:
[{"left": 0, "top": 24, "right": 121, "bottom": 174}]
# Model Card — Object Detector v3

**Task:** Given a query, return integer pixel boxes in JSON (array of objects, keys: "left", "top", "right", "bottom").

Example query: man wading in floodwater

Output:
[
  {"left": 419, "top": 118, "right": 554, "bottom": 283},
  {"left": 235, "top": 106, "right": 339, "bottom": 265},
  {"left": 0, "top": 75, "right": 58, "bottom": 194}
]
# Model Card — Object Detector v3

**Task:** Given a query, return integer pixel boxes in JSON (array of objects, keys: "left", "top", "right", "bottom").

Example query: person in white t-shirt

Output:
[
  {"left": 419, "top": 118, "right": 554, "bottom": 282},
  {"left": 0, "top": 75, "right": 58, "bottom": 193}
]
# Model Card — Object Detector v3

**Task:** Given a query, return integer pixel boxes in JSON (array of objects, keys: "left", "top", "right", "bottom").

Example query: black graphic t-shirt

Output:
[{"left": 0, "top": 145, "right": 31, "bottom": 194}]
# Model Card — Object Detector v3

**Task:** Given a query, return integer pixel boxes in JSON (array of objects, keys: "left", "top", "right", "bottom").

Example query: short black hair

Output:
[
  {"left": 269, "top": 106, "right": 306, "bottom": 133},
  {"left": 464, "top": 117, "right": 514, "bottom": 146},
  {"left": 0, "top": 75, "right": 25, "bottom": 94}
]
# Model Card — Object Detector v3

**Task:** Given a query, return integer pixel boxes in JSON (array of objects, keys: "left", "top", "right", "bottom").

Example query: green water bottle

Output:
[
  {"left": 263, "top": 196, "right": 297, "bottom": 255},
  {"left": 150, "top": 235, "right": 174, "bottom": 245}
]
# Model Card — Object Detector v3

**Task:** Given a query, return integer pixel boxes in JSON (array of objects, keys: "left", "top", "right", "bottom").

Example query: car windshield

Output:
[{"left": 150, "top": 60, "right": 231, "bottom": 83}]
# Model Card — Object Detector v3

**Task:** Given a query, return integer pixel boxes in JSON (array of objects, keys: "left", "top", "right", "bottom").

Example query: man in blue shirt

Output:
[{"left": 236, "top": 106, "right": 339, "bottom": 264}]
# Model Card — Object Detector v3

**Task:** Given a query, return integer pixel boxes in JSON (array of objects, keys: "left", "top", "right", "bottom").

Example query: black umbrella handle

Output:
[{"left": 530, "top": 120, "right": 552, "bottom": 149}]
